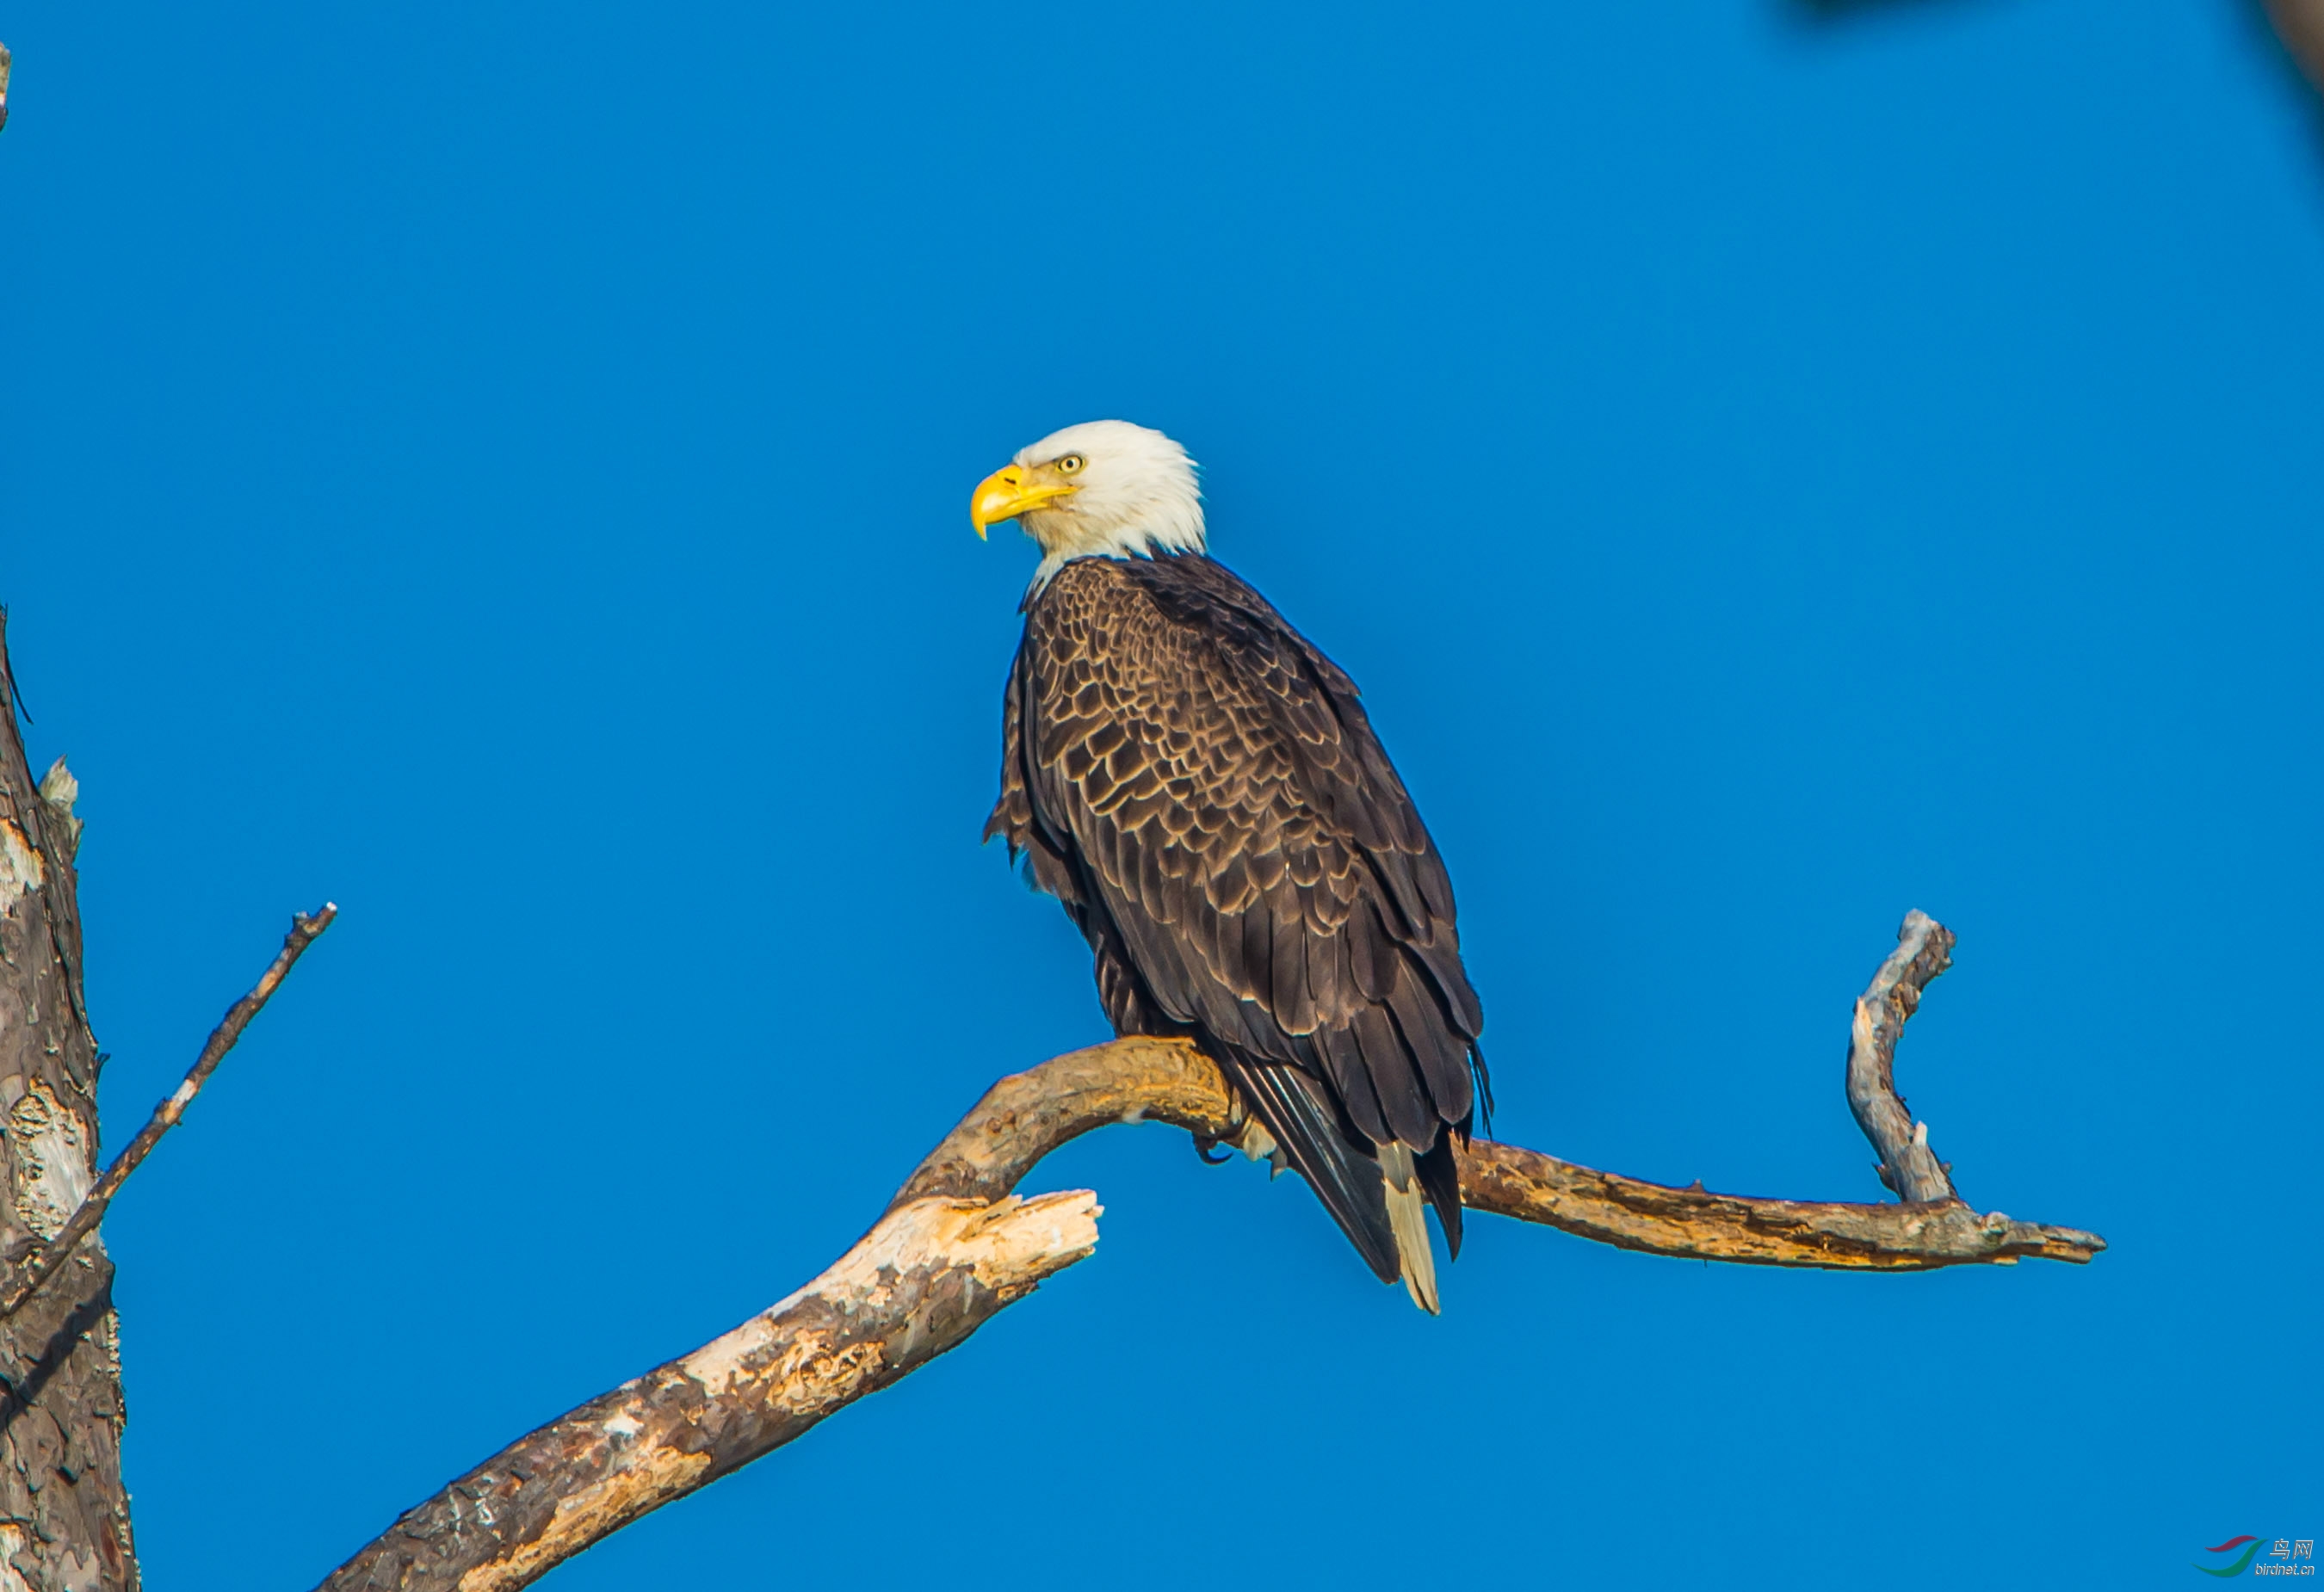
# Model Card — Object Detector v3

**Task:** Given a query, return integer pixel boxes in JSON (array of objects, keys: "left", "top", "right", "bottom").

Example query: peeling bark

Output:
[
  {"left": 317, "top": 1193, "right": 1102, "bottom": 1592},
  {"left": 0, "top": 615, "right": 136, "bottom": 1591}
]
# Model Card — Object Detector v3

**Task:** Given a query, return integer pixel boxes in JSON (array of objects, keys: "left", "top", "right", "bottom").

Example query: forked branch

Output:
[{"left": 318, "top": 910, "right": 2103, "bottom": 1592}]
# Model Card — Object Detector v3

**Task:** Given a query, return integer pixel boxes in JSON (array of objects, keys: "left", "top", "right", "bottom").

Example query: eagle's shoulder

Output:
[
  {"left": 1119, "top": 554, "right": 1369, "bottom": 701},
  {"left": 1115, "top": 552, "right": 1283, "bottom": 634},
  {"left": 1024, "top": 552, "right": 1278, "bottom": 671}
]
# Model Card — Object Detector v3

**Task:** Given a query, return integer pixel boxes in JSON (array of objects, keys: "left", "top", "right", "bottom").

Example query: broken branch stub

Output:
[{"left": 317, "top": 1191, "right": 1102, "bottom": 1592}]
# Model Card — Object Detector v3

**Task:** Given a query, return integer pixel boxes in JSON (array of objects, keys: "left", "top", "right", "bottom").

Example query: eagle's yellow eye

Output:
[{"left": 1055, "top": 454, "right": 1085, "bottom": 476}]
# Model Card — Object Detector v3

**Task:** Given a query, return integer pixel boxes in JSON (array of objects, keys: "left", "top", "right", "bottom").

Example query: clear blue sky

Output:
[{"left": 3, "top": 1, "right": 2319, "bottom": 1586}]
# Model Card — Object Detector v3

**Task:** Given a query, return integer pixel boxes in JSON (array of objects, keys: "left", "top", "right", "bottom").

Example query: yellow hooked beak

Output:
[{"left": 971, "top": 465, "right": 1077, "bottom": 540}]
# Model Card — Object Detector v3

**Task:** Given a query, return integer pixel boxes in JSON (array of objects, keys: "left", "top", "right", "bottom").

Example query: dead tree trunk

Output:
[{"left": 0, "top": 614, "right": 137, "bottom": 1591}]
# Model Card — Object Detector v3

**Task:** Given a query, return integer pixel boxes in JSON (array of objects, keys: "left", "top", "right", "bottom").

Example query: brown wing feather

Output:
[{"left": 1006, "top": 557, "right": 1486, "bottom": 1146}]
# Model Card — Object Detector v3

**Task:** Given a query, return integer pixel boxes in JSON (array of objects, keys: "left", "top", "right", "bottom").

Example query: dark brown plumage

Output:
[{"left": 986, "top": 551, "right": 1487, "bottom": 1305}]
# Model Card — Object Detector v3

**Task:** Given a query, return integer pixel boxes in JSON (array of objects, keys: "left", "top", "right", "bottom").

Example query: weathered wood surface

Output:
[
  {"left": 1846, "top": 909, "right": 1960, "bottom": 1203},
  {"left": 0, "top": 614, "right": 139, "bottom": 1591},
  {"left": 1455, "top": 1139, "right": 2098, "bottom": 1268},
  {"left": 318, "top": 1192, "right": 1101, "bottom": 1592},
  {"left": 889, "top": 1035, "right": 1231, "bottom": 1210},
  {"left": 321, "top": 905, "right": 2102, "bottom": 1591},
  {"left": 898, "top": 1023, "right": 2101, "bottom": 1270}
]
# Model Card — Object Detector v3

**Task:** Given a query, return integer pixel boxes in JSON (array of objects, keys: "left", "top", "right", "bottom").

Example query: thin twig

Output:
[{"left": 0, "top": 903, "right": 338, "bottom": 1324}]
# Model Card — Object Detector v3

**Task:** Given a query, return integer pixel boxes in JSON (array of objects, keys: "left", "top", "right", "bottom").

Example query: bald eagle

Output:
[{"left": 973, "top": 420, "right": 1487, "bottom": 1312}]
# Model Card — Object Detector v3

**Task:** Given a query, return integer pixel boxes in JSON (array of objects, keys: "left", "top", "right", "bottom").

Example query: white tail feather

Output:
[
  {"left": 1233, "top": 1116, "right": 1286, "bottom": 1178},
  {"left": 1378, "top": 1143, "right": 1439, "bottom": 1314}
]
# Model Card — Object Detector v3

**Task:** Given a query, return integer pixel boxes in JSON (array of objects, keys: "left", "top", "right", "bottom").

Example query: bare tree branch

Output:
[
  {"left": 1460, "top": 912, "right": 2098, "bottom": 1268},
  {"left": 1456, "top": 1138, "right": 2098, "bottom": 1268},
  {"left": 899, "top": 1031, "right": 2101, "bottom": 1268},
  {"left": 318, "top": 1193, "right": 1102, "bottom": 1592},
  {"left": 317, "top": 910, "right": 2102, "bottom": 1591},
  {"left": 1846, "top": 908, "right": 1957, "bottom": 1202},
  {"left": 0, "top": 904, "right": 338, "bottom": 1327}
]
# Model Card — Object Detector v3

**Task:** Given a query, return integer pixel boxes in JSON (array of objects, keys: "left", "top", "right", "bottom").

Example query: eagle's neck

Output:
[
  {"left": 1022, "top": 486, "right": 1207, "bottom": 600},
  {"left": 1027, "top": 529, "right": 1206, "bottom": 600}
]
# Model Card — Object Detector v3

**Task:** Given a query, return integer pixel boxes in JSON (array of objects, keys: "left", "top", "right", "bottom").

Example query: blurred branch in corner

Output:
[
  {"left": 2270, "top": 0, "right": 2324, "bottom": 91},
  {"left": 1, "top": 43, "right": 12, "bottom": 134},
  {"left": 1790, "top": 0, "right": 2324, "bottom": 104}
]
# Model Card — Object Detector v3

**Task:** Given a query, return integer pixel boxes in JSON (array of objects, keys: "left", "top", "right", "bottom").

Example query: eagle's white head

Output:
[{"left": 971, "top": 419, "right": 1205, "bottom": 590}]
